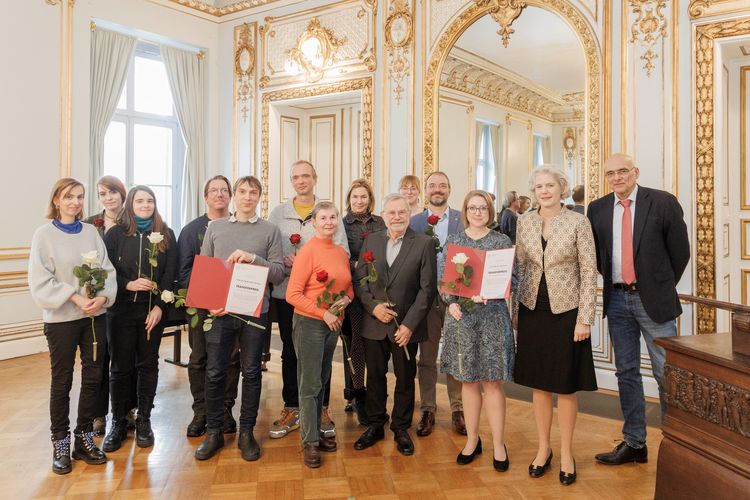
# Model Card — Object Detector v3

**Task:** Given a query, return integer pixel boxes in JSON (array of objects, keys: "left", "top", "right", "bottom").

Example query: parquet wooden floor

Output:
[{"left": 0, "top": 336, "right": 659, "bottom": 499}]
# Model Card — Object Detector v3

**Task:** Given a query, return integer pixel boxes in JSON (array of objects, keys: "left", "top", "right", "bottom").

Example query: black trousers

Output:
[
  {"left": 274, "top": 297, "right": 331, "bottom": 408},
  {"left": 187, "top": 312, "right": 240, "bottom": 417},
  {"left": 94, "top": 331, "right": 137, "bottom": 418},
  {"left": 108, "top": 302, "right": 164, "bottom": 418},
  {"left": 45, "top": 316, "right": 107, "bottom": 438},
  {"left": 205, "top": 314, "right": 267, "bottom": 432},
  {"left": 363, "top": 337, "right": 418, "bottom": 431}
]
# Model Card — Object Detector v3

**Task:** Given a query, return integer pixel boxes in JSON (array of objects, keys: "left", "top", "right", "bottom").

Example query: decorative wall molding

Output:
[
  {"left": 259, "top": 77, "right": 374, "bottom": 217},
  {"left": 689, "top": 0, "right": 750, "bottom": 20},
  {"left": 479, "top": 0, "right": 527, "bottom": 48},
  {"left": 385, "top": 0, "right": 414, "bottom": 105},
  {"left": 663, "top": 364, "right": 750, "bottom": 438},
  {"left": 423, "top": 0, "right": 601, "bottom": 201},
  {"left": 259, "top": 0, "right": 377, "bottom": 88},
  {"left": 166, "top": 0, "right": 285, "bottom": 18},
  {"left": 0, "top": 320, "right": 44, "bottom": 344},
  {"left": 628, "top": 0, "right": 668, "bottom": 77},
  {"left": 234, "top": 23, "right": 256, "bottom": 122},
  {"left": 694, "top": 17, "right": 750, "bottom": 334},
  {"left": 440, "top": 53, "right": 584, "bottom": 122}
]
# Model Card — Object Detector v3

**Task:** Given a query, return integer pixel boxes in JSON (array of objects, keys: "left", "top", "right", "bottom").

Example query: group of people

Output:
[{"left": 29, "top": 153, "right": 690, "bottom": 487}]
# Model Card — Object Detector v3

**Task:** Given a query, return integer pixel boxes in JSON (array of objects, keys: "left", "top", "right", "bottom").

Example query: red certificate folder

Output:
[
  {"left": 185, "top": 255, "right": 233, "bottom": 311},
  {"left": 439, "top": 243, "right": 513, "bottom": 299}
]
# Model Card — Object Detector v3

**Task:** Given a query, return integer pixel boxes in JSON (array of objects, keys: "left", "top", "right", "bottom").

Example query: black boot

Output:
[
  {"left": 73, "top": 430, "right": 107, "bottom": 464},
  {"left": 102, "top": 418, "right": 128, "bottom": 452},
  {"left": 51, "top": 434, "right": 71, "bottom": 475},
  {"left": 135, "top": 415, "right": 155, "bottom": 448},
  {"left": 195, "top": 430, "right": 224, "bottom": 460},
  {"left": 238, "top": 429, "right": 260, "bottom": 461},
  {"left": 186, "top": 414, "right": 207, "bottom": 438}
]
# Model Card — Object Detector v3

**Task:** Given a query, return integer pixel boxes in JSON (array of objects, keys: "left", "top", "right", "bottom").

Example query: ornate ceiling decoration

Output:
[
  {"left": 166, "top": 0, "right": 284, "bottom": 17},
  {"left": 440, "top": 55, "right": 584, "bottom": 122},
  {"left": 475, "top": 0, "right": 527, "bottom": 48}
]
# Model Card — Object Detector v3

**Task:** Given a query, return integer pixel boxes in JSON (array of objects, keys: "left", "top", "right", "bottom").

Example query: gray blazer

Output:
[{"left": 353, "top": 228, "right": 437, "bottom": 343}]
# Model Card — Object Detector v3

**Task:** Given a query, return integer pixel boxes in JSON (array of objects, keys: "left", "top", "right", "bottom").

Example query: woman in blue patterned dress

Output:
[{"left": 439, "top": 190, "right": 515, "bottom": 472}]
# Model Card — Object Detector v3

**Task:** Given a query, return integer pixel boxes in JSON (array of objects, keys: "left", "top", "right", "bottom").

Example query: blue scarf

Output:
[
  {"left": 135, "top": 216, "right": 153, "bottom": 232},
  {"left": 52, "top": 219, "right": 83, "bottom": 234}
]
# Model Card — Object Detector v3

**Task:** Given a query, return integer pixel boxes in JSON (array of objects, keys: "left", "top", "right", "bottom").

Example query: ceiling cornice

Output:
[{"left": 166, "top": 0, "right": 285, "bottom": 18}]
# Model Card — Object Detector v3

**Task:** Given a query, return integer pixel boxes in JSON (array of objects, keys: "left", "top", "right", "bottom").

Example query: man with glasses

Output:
[
  {"left": 587, "top": 153, "right": 690, "bottom": 465},
  {"left": 178, "top": 175, "right": 241, "bottom": 438},
  {"left": 409, "top": 171, "right": 467, "bottom": 436}
]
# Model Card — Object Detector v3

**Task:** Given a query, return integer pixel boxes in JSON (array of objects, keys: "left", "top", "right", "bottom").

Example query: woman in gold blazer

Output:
[{"left": 513, "top": 165, "right": 598, "bottom": 486}]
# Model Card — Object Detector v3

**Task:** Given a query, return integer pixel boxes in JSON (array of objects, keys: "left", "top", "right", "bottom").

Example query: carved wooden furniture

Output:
[{"left": 655, "top": 331, "right": 750, "bottom": 498}]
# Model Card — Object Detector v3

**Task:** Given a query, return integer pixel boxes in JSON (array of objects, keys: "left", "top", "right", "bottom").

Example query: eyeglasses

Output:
[
  {"left": 467, "top": 206, "right": 489, "bottom": 214},
  {"left": 400, "top": 186, "right": 419, "bottom": 192},
  {"left": 604, "top": 167, "right": 635, "bottom": 179},
  {"left": 207, "top": 188, "right": 230, "bottom": 196},
  {"left": 384, "top": 210, "right": 409, "bottom": 218}
]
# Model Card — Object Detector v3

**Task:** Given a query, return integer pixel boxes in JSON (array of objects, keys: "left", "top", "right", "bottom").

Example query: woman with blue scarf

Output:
[
  {"left": 29, "top": 178, "right": 117, "bottom": 474},
  {"left": 103, "top": 185, "right": 177, "bottom": 452}
]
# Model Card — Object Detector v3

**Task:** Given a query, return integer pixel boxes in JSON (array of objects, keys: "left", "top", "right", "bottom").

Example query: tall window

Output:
[
  {"left": 476, "top": 124, "right": 496, "bottom": 192},
  {"left": 103, "top": 41, "right": 185, "bottom": 230},
  {"left": 533, "top": 133, "right": 550, "bottom": 167}
]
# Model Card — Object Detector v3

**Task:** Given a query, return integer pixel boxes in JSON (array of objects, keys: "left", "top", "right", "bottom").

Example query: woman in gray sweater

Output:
[{"left": 29, "top": 178, "right": 117, "bottom": 475}]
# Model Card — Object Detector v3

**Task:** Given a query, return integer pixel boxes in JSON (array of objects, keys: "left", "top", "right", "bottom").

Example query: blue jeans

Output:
[
  {"left": 205, "top": 313, "right": 267, "bottom": 432},
  {"left": 292, "top": 314, "right": 339, "bottom": 445},
  {"left": 606, "top": 288, "right": 676, "bottom": 448}
]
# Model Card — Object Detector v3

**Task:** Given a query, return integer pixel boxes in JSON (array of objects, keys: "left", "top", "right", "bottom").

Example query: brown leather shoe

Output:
[
  {"left": 452, "top": 411, "right": 467, "bottom": 435},
  {"left": 318, "top": 433, "right": 337, "bottom": 453},
  {"left": 415, "top": 411, "right": 435, "bottom": 437},
  {"left": 303, "top": 443, "right": 321, "bottom": 468}
]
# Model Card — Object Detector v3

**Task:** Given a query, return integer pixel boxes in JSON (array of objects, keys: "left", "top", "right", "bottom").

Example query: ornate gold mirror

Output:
[{"left": 423, "top": 0, "right": 601, "bottom": 208}]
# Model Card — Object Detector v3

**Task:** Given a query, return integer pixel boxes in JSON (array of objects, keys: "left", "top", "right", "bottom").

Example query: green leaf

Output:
[
  {"left": 464, "top": 266, "right": 474, "bottom": 278},
  {"left": 322, "top": 291, "right": 331, "bottom": 301},
  {"left": 190, "top": 314, "right": 199, "bottom": 328},
  {"left": 186, "top": 307, "right": 197, "bottom": 315},
  {"left": 178, "top": 288, "right": 188, "bottom": 297},
  {"left": 175, "top": 299, "right": 184, "bottom": 308},
  {"left": 73, "top": 267, "right": 83, "bottom": 278},
  {"left": 202, "top": 322, "right": 212, "bottom": 332},
  {"left": 462, "top": 277, "right": 471, "bottom": 287},
  {"left": 149, "top": 258, "right": 158, "bottom": 267}
]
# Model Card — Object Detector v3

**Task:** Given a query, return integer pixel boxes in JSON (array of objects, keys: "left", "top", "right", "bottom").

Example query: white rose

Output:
[
  {"left": 81, "top": 251, "right": 99, "bottom": 266},
  {"left": 147, "top": 232, "right": 164, "bottom": 245},
  {"left": 161, "top": 290, "right": 175, "bottom": 303},
  {"left": 451, "top": 252, "right": 469, "bottom": 265}
]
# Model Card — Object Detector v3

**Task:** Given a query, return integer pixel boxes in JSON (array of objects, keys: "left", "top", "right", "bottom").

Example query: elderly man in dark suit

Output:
[
  {"left": 409, "top": 171, "right": 466, "bottom": 437},
  {"left": 587, "top": 153, "right": 690, "bottom": 466},
  {"left": 353, "top": 194, "right": 437, "bottom": 455}
]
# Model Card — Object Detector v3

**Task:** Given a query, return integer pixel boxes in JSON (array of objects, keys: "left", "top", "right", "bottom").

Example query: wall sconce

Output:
[{"left": 287, "top": 18, "right": 344, "bottom": 82}]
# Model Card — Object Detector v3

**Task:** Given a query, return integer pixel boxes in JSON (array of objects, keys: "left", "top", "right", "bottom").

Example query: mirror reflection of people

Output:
[
  {"left": 513, "top": 166, "right": 598, "bottom": 486},
  {"left": 194, "top": 175, "right": 285, "bottom": 462},
  {"left": 83, "top": 175, "right": 133, "bottom": 437},
  {"left": 353, "top": 194, "right": 437, "bottom": 456},
  {"left": 571, "top": 185, "right": 585, "bottom": 215},
  {"left": 177, "top": 175, "right": 240, "bottom": 439},
  {"left": 341, "top": 179, "right": 386, "bottom": 423},
  {"left": 29, "top": 178, "right": 117, "bottom": 475},
  {"left": 286, "top": 201, "right": 354, "bottom": 468},
  {"left": 518, "top": 195, "right": 531, "bottom": 215},
  {"left": 439, "top": 190, "right": 515, "bottom": 471},
  {"left": 103, "top": 186, "right": 177, "bottom": 452},
  {"left": 268, "top": 160, "right": 350, "bottom": 440},
  {"left": 409, "top": 171, "right": 467, "bottom": 436},
  {"left": 398, "top": 175, "right": 424, "bottom": 216},
  {"left": 497, "top": 191, "right": 519, "bottom": 244},
  {"left": 588, "top": 154, "right": 689, "bottom": 466}
]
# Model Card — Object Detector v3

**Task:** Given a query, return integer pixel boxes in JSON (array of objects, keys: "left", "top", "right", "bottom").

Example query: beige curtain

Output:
[
  {"left": 490, "top": 124, "right": 502, "bottom": 199},
  {"left": 89, "top": 28, "right": 136, "bottom": 213}
]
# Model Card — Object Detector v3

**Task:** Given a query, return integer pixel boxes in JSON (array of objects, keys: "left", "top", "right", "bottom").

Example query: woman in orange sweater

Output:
[{"left": 286, "top": 201, "right": 354, "bottom": 469}]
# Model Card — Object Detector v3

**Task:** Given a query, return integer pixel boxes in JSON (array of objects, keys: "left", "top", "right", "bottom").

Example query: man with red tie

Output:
[{"left": 587, "top": 153, "right": 690, "bottom": 466}]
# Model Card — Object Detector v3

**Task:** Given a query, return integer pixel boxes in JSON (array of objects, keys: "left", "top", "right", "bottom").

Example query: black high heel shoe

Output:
[
  {"left": 560, "top": 458, "right": 577, "bottom": 485},
  {"left": 493, "top": 444, "right": 509, "bottom": 472},
  {"left": 456, "top": 437, "right": 482, "bottom": 465},
  {"left": 528, "top": 450, "right": 553, "bottom": 478}
]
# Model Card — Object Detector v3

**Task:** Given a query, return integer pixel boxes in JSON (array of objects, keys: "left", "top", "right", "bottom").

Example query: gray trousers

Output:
[
  {"left": 292, "top": 313, "right": 338, "bottom": 445},
  {"left": 417, "top": 298, "right": 463, "bottom": 412}
]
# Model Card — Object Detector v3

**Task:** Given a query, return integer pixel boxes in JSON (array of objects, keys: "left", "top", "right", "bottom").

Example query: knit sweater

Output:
[
  {"left": 200, "top": 215, "right": 285, "bottom": 314},
  {"left": 285, "top": 236, "right": 353, "bottom": 320},
  {"left": 267, "top": 196, "right": 350, "bottom": 299},
  {"left": 29, "top": 222, "right": 117, "bottom": 323}
]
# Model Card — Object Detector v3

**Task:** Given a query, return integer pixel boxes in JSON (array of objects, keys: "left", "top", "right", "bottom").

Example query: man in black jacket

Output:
[
  {"left": 587, "top": 154, "right": 690, "bottom": 465},
  {"left": 353, "top": 194, "right": 437, "bottom": 455},
  {"left": 176, "top": 175, "right": 239, "bottom": 438}
]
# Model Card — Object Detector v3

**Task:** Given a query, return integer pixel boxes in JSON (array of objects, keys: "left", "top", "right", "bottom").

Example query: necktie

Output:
[{"left": 620, "top": 199, "right": 636, "bottom": 284}]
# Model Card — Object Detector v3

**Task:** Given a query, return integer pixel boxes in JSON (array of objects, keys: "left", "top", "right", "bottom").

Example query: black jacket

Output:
[
  {"left": 104, "top": 224, "right": 178, "bottom": 310},
  {"left": 176, "top": 214, "right": 209, "bottom": 289},
  {"left": 343, "top": 211, "right": 386, "bottom": 274},
  {"left": 587, "top": 185, "right": 690, "bottom": 323}
]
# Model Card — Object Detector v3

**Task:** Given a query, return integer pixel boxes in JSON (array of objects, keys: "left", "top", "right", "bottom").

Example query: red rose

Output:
[
  {"left": 289, "top": 233, "right": 302, "bottom": 245},
  {"left": 427, "top": 214, "right": 440, "bottom": 226},
  {"left": 316, "top": 270, "right": 329, "bottom": 283},
  {"left": 360, "top": 230, "right": 369, "bottom": 241},
  {"left": 93, "top": 218, "right": 105, "bottom": 228},
  {"left": 363, "top": 250, "right": 375, "bottom": 264}
]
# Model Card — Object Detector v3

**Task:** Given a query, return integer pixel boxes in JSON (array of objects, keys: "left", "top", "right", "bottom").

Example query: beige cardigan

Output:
[{"left": 513, "top": 208, "right": 598, "bottom": 326}]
